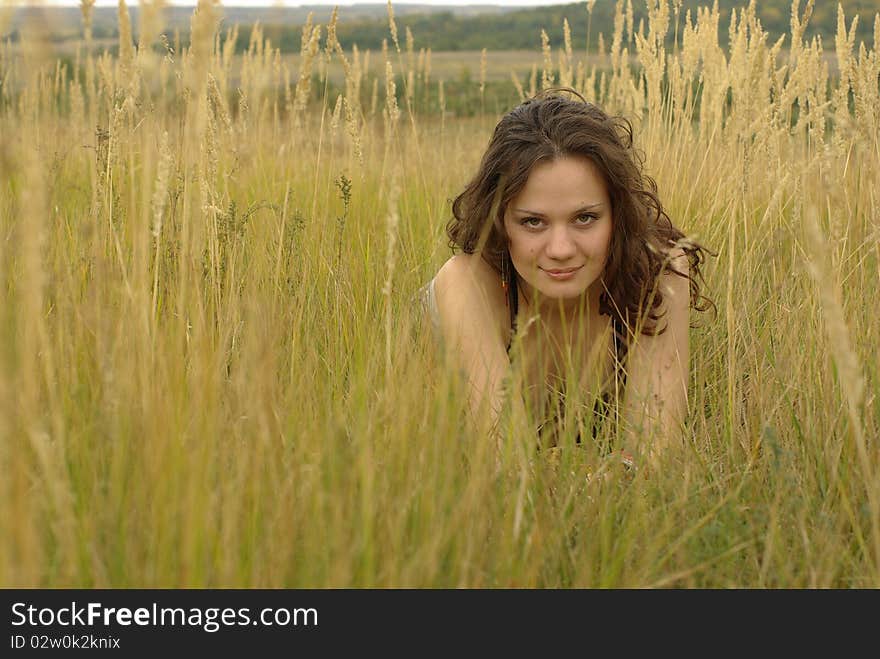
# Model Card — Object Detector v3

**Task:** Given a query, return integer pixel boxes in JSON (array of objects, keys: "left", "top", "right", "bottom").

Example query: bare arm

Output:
[
  {"left": 433, "top": 255, "right": 513, "bottom": 439},
  {"left": 621, "top": 250, "right": 690, "bottom": 465}
]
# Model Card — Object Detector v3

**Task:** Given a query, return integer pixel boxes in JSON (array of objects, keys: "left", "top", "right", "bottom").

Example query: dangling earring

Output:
[{"left": 501, "top": 252, "right": 510, "bottom": 307}]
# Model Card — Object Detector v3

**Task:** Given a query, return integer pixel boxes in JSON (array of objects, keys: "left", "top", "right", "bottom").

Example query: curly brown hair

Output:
[{"left": 446, "top": 88, "right": 714, "bottom": 340}]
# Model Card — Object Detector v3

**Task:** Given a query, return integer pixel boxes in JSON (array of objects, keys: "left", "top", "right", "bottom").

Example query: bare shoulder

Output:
[
  {"left": 623, "top": 245, "right": 692, "bottom": 443},
  {"left": 433, "top": 253, "right": 508, "bottom": 343},
  {"left": 656, "top": 246, "right": 689, "bottom": 313},
  {"left": 435, "top": 252, "right": 498, "bottom": 290},
  {"left": 432, "top": 254, "right": 512, "bottom": 427}
]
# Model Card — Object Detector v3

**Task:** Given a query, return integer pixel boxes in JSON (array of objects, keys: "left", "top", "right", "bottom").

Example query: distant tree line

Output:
[
  {"left": 236, "top": 1, "right": 875, "bottom": 54},
  {"left": 5, "top": 1, "right": 874, "bottom": 54}
]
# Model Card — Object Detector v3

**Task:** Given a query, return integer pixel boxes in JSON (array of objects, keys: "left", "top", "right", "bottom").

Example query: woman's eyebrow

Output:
[{"left": 511, "top": 203, "right": 605, "bottom": 216}]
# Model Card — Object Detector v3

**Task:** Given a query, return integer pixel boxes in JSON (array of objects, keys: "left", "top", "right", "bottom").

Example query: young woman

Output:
[{"left": 423, "top": 89, "right": 712, "bottom": 465}]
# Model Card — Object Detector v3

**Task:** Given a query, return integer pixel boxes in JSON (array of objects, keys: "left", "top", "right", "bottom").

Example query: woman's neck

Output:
[{"left": 518, "top": 278, "right": 605, "bottom": 338}]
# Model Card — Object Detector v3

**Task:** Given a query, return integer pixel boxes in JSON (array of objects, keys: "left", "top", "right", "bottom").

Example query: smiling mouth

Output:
[{"left": 542, "top": 266, "right": 582, "bottom": 274}]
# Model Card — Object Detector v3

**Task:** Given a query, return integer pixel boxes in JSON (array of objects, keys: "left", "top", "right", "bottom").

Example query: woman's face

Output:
[{"left": 502, "top": 155, "right": 613, "bottom": 306}]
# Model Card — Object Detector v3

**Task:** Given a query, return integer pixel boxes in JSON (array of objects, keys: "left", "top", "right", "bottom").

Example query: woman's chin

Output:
[
  {"left": 533, "top": 282, "right": 591, "bottom": 301},
  {"left": 520, "top": 270, "right": 599, "bottom": 303}
]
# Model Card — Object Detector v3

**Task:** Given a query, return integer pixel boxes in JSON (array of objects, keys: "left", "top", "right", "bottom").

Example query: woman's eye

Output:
[
  {"left": 521, "top": 217, "right": 543, "bottom": 228},
  {"left": 575, "top": 214, "right": 597, "bottom": 225}
]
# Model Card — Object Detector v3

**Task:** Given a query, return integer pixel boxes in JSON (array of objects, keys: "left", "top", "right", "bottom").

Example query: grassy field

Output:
[{"left": 0, "top": 0, "right": 878, "bottom": 587}]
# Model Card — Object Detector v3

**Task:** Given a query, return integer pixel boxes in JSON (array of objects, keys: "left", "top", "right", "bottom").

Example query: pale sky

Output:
[{"left": 34, "top": 1, "right": 574, "bottom": 7}]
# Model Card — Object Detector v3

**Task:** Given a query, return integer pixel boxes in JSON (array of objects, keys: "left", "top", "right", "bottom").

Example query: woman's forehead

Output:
[{"left": 513, "top": 156, "right": 609, "bottom": 205}]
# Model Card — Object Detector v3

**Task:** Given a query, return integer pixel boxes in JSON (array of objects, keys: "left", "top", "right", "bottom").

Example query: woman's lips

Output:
[{"left": 541, "top": 266, "right": 582, "bottom": 280}]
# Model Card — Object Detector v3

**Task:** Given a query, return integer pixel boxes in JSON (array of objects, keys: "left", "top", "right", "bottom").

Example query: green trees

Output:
[{"left": 266, "top": 1, "right": 875, "bottom": 54}]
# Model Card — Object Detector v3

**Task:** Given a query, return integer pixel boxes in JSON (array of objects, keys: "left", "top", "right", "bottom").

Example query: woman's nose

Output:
[{"left": 545, "top": 226, "right": 577, "bottom": 260}]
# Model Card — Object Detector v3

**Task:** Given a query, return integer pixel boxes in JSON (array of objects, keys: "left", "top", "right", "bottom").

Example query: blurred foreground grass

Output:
[{"left": 0, "top": 0, "right": 878, "bottom": 587}]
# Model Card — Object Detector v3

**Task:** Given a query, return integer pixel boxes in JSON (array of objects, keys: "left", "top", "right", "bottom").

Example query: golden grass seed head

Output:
[
  {"left": 222, "top": 24, "right": 237, "bottom": 75},
  {"left": 511, "top": 70, "right": 525, "bottom": 102},
  {"left": 564, "top": 18, "right": 572, "bottom": 60},
  {"left": 611, "top": 0, "right": 624, "bottom": 69},
  {"left": 370, "top": 76, "right": 379, "bottom": 116},
  {"left": 79, "top": 0, "right": 96, "bottom": 44},
  {"left": 625, "top": 0, "right": 634, "bottom": 46},
  {"left": 207, "top": 73, "right": 231, "bottom": 135},
  {"left": 343, "top": 97, "right": 364, "bottom": 168},
  {"left": 387, "top": 0, "right": 399, "bottom": 53},
  {"left": 138, "top": 0, "right": 165, "bottom": 53},
  {"left": 326, "top": 5, "right": 338, "bottom": 57},
  {"left": 187, "top": 0, "right": 220, "bottom": 93},
  {"left": 151, "top": 130, "right": 173, "bottom": 238},
  {"left": 646, "top": 0, "right": 670, "bottom": 49},
  {"left": 362, "top": 48, "right": 371, "bottom": 77},
  {"left": 381, "top": 173, "right": 400, "bottom": 299},
  {"left": 874, "top": 12, "right": 879, "bottom": 53},
  {"left": 300, "top": 12, "right": 313, "bottom": 56},
  {"left": 384, "top": 60, "right": 399, "bottom": 124},
  {"left": 293, "top": 24, "right": 321, "bottom": 119},
  {"left": 330, "top": 93, "right": 343, "bottom": 133},
  {"left": 789, "top": 0, "right": 816, "bottom": 66},
  {"left": 406, "top": 26, "right": 414, "bottom": 61},
  {"left": 541, "top": 29, "right": 553, "bottom": 89},
  {"left": 117, "top": 0, "right": 135, "bottom": 79}
]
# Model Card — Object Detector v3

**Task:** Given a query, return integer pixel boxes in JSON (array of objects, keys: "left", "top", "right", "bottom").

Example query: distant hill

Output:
[
  {"left": 329, "top": 1, "right": 876, "bottom": 52},
  {"left": 4, "top": 1, "right": 876, "bottom": 52},
  {"left": 3, "top": 4, "right": 516, "bottom": 39}
]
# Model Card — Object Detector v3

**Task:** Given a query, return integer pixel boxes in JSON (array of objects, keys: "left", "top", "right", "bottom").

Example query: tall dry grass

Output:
[{"left": 0, "top": 0, "right": 878, "bottom": 586}]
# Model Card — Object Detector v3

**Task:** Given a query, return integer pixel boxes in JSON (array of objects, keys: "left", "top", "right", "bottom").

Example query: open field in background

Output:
[
  {"left": 0, "top": 0, "right": 878, "bottom": 587},
  {"left": 3, "top": 43, "right": 552, "bottom": 82}
]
